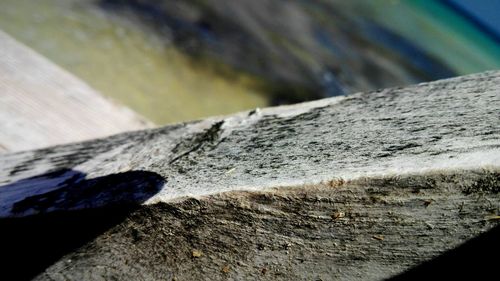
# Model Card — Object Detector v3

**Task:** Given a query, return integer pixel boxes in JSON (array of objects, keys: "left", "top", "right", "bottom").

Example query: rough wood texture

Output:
[
  {"left": 0, "top": 30, "right": 152, "bottom": 154},
  {"left": 0, "top": 71, "right": 499, "bottom": 280}
]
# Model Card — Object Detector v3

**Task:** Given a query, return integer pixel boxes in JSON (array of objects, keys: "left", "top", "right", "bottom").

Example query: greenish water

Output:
[
  {"left": 1, "top": 0, "right": 498, "bottom": 125},
  {"left": 0, "top": 0, "right": 267, "bottom": 125},
  {"left": 346, "top": 0, "right": 500, "bottom": 74}
]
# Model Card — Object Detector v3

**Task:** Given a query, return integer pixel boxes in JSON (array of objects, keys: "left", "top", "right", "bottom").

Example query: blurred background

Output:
[{"left": 1, "top": 0, "right": 499, "bottom": 125}]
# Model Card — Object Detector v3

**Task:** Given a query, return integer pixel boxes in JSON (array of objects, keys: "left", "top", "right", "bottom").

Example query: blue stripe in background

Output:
[{"left": 442, "top": 0, "right": 500, "bottom": 43}]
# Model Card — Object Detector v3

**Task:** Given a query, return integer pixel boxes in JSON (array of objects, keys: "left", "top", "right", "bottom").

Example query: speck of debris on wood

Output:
[
  {"left": 485, "top": 215, "right": 500, "bottom": 221},
  {"left": 331, "top": 211, "right": 345, "bottom": 220},
  {"left": 423, "top": 199, "right": 433, "bottom": 207},
  {"left": 192, "top": 250, "right": 202, "bottom": 258}
]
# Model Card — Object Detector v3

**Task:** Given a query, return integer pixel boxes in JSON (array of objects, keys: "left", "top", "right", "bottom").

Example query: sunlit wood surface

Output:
[{"left": 0, "top": 30, "right": 152, "bottom": 153}]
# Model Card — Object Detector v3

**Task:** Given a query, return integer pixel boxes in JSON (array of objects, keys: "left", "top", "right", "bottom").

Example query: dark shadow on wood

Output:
[
  {"left": 0, "top": 169, "right": 165, "bottom": 280},
  {"left": 387, "top": 224, "right": 500, "bottom": 280}
]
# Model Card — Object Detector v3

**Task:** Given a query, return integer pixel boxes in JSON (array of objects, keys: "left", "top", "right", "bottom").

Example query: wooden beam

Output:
[
  {"left": 0, "top": 71, "right": 498, "bottom": 280},
  {"left": 0, "top": 30, "right": 152, "bottom": 154}
]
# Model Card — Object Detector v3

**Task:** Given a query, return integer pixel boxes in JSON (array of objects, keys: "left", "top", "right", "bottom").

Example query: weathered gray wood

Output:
[
  {"left": 0, "top": 30, "right": 152, "bottom": 154},
  {"left": 0, "top": 71, "right": 499, "bottom": 280}
]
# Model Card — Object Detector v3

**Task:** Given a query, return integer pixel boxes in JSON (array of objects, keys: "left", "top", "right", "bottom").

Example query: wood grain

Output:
[{"left": 0, "top": 71, "right": 498, "bottom": 280}]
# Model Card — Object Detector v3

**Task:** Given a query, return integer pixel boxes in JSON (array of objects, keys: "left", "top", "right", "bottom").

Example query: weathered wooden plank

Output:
[
  {"left": 0, "top": 71, "right": 499, "bottom": 280},
  {"left": 0, "top": 30, "right": 152, "bottom": 154}
]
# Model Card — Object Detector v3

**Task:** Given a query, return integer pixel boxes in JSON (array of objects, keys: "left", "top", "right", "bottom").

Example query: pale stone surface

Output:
[
  {"left": 0, "top": 30, "right": 152, "bottom": 154},
  {"left": 0, "top": 71, "right": 498, "bottom": 280}
]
